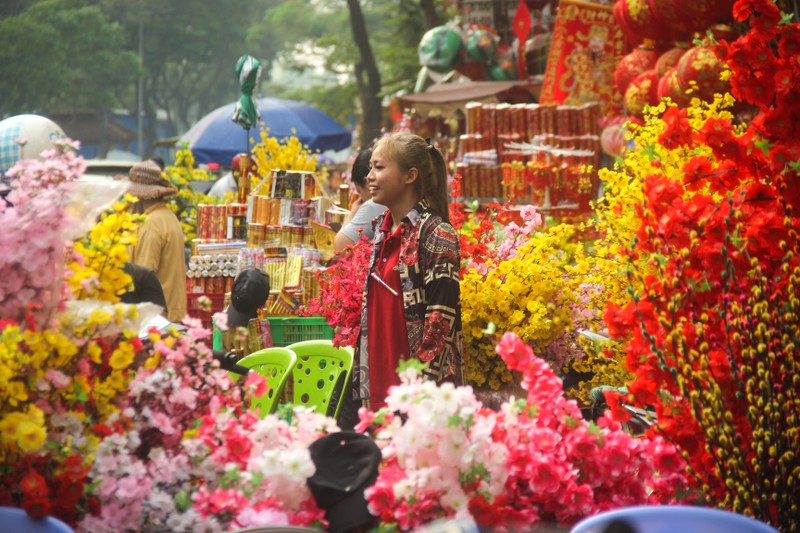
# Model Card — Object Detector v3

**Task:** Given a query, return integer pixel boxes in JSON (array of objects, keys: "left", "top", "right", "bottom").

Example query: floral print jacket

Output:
[{"left": 353, "top": 201, "right": 464, "bottom": 400}]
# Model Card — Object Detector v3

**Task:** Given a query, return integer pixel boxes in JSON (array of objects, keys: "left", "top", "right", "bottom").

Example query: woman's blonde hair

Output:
[{"left": 373, "top": 133, "right": 450, "bottom": 223}]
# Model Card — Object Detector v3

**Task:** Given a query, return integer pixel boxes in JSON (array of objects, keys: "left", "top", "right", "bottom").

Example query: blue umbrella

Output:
[{"left": 180, "top": 97, "right": 352, "bottom": 166}]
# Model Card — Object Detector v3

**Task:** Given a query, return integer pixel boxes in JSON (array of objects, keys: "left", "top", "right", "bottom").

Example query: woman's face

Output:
[
  {"left": 354, "top": 182, "right": 370, "bottom": 202},
  {"left": 367, "top": 146, "right": 412, "bottom": 207}
]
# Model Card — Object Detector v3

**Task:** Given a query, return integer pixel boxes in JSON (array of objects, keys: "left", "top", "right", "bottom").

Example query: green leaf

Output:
[
  {"left": 219, "top": 466, "right": 241, "bottom": 488},
  {"left": 73, "top": 381, "right": 88, "bottom": 403},
  {"left": 396, "top": 358, "right": 427, "bottom": 374},
  {"left": 753, "top": 138, "right": 773, "bottom": 157},
  {"left": 175, "top": 491, "right": 191, "bottom": 513}
]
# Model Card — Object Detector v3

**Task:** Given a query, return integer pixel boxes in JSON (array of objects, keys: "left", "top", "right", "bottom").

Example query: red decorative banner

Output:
[{"left": 539, "top": 0, "right": 625, "bottom": 116}]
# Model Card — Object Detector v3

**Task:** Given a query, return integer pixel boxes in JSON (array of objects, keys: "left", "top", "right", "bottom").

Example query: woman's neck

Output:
[{"left": 387, "top": 195, "right": 420, "bottom": 232}]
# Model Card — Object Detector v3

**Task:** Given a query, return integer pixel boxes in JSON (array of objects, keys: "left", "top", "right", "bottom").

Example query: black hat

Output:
[
  {"left": 227, "top": 268, "right": 270, "bottom": 328},
  {"left": 307, "top": 431, "right": 382, "bottom": 533}
]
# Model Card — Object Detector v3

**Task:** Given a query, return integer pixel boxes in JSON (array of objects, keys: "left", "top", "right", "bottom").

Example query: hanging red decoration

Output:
[
  {"left": 614, "top": 39, "right": 658, "bottom": 95},
  {"left": 676, "top": 42, "right": 729, "bottom": 103},
  {"left": 513, "top": 0, "right": 533, "bottom": 79},
  {"left": 624, "top": 69, "right": 660, "bottom": 117},
  {"left": 657, "top": 65, "right": 691, "bottom": 106},
  {"left": 655, "top": 43, "right": 688, "bottom": 77}
]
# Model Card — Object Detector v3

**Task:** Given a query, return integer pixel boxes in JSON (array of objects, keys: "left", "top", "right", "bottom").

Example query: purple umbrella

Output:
[{"left": 180, "top": 97, "right": 352, "bottom": 166}]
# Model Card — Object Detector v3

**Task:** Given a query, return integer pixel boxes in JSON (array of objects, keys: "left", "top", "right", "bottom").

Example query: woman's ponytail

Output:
[{"left": 425, "top": 141, "right": 450, "bottom": 224}]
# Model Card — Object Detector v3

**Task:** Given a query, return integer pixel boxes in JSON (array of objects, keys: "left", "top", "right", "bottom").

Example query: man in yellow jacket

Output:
[{"left": 120, "top": 160, "right": 187, "bottom": 322}]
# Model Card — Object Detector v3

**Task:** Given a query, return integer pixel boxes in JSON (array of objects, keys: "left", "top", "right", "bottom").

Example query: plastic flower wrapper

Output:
[{"left": 59, "top": 301, "right": 163, "bottom": 340}]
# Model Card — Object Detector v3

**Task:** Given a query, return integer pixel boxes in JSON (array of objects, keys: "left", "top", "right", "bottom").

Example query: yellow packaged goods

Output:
[{"left": 284, "top": 254, "right": 303, "bottom": 289}]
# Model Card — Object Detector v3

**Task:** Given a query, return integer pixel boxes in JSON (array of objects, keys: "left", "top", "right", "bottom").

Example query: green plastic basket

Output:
[{"left": 267, "top": 317, "right": 334, "bottom": 347}]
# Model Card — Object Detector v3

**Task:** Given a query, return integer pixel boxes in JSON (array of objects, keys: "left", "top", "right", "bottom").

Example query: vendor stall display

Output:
[{"left": 456, "top": 101, "right": 600, "bottom": 209}]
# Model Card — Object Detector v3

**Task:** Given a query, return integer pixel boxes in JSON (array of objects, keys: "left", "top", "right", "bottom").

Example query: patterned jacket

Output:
[{"left": 353, "top": 201, "right": 464, "bottom": 400}]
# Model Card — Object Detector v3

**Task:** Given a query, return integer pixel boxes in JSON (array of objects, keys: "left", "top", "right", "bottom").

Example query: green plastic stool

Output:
[
  {"left": 285, "top": 340, "right": 354, "bottom": 419},
  {"left": 231, "top": 347, "right": 297, "bottom": 417}
]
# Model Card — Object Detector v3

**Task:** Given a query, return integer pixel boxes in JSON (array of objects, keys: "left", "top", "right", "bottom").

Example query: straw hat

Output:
[{"left": 120, "top": 160, "right": 177, "bottom": 200}]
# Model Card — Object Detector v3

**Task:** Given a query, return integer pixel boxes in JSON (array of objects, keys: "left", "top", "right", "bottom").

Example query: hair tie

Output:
[{"left": 425, "top": 137, "right": 434, "bottom": 152}]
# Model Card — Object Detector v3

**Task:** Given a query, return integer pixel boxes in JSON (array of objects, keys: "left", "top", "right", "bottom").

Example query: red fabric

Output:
[{"left": 367, "top": 213, "right": 409, "bottom": 410}]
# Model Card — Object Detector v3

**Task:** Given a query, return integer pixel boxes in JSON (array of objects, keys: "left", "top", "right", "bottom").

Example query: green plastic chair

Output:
[
  {"left": 285, "top": 340, "right": 354, "bottom": 419},
  {"left": 232, "top": 347, "right": 297, "bottom": 417}
]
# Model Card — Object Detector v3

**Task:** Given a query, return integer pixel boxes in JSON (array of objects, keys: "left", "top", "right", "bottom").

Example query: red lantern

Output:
[
  {"left": 657, "top": 66, "right": 690, "bottom": 106},
  {"left": 624, "top": 70, "right": 660, "bottom": 117},
  {"left": 655, "top": 43, "right": 688, "bottom": 78},
  {"left": 614, "top": 40, "right": 658, "bottom": 95},
  {"left": 601, "top": 123, "right": 629, "bottom": 157},
  {"left": 613, "top": 0, "right": 644, "bottom": 48},
  {"left": 676, "top": 42, "right": 729, "bottom": 103},
  {"left": 617, "top": 0, "right": 673, "bottom": 42}
]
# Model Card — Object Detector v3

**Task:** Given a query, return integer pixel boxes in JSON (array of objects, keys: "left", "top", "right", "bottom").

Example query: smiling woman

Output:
[{"left": 338, "top": 133, "right": 463, "bottom": 428}]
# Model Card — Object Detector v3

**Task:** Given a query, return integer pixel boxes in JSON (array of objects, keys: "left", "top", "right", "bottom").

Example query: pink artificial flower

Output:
[
  {"left": 528, "top": 459, "right": 567, "bottom": 495},
  {"left": 168, "top": 385, "right": 199, "bottom": 410},
  {"left": 354, "top": 407, "right": 376, "bottom": 433},
  {"left": 233, "top": 506, "right": 290, "bottom": 528},
  {"left": 194, "top": 487, "right": 248, "bottom": 516},
  {"left": 244, "top": 371, "right": 269, "bottom": 399},
  {"left": 212, "top": 311, "right": 229, "bottom": 331},
  {"left": 45, "top": 368, "right": 71, "bottom": 388},
  {"left": 495, "top": 332, "right": 534, "bottom": 372}
]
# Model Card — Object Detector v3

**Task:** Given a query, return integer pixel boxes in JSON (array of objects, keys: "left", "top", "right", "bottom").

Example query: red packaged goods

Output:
[
  {"left": 541, "top": 105, "right": 556, "bottom": 135},
  {"left": 526, "top": 104, "right": 540, "bottom": 138},
  {"left": 466, "top": 102, "right": 482, "bottom": 134},
  {"left": 481, "top": 103, "right": 497, "bottom": 138},
  {"left": 468, "top": 167, "right": 479, "bottom": 198},
  {"left": 510, "top": 104, "right": 527, "bottom": 139},
  {"left": 497, "top": 133, "right": 523, "bottom": 160},
  {"left": 495, "top": 103, "right": 510, "bottom": 136}
]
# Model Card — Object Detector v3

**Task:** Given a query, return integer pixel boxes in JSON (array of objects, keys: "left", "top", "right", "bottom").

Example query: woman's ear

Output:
[{"left": 405, "top": 167, "right": 419, "bottom": 185}]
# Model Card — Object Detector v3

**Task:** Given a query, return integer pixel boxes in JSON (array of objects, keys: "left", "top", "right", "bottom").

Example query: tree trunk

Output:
[
  {"left": 347, "top": 0, "right": 383, "bottom": 148},
  {"left": 419, "top": 0, "right": 439, "bottom": 29}
]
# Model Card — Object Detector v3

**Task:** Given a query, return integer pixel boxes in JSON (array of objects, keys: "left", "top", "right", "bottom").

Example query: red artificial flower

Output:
[
  {"left": 778, "top": 26, "right": 800, "bottom": 58},
  {"left": 732, "top": 0, "right": 777, "bottom": 22},
  {"left": 85, "top": 495, "right": 101, "bottom": 517},
  {"left": 658, "top": 107, "right": 694, "bottom": 150},
  {"left": 740, "top": 72, "right": 776, "bottom": 109},
  {"left": 92, "top": 423, "right": 113, "bottom": 437},
  {"left": 20, "top": 471, "right": 49, "bottom": 498},
  {"left": 0, "top": 487, "right": 14, "bottom": 506},
  {"left": 55, "top": 477, "right": 84, "bottom": 506},
  {"left": 681, "top": 156, "right": 714, "bottom": 190},
  {"left": 774, "top": 68, "right": 797, "bottom": 97},
  {"left": 758, "top": 108, "right": 794, "bottom": 140},
  {"left": 699, "top": 116, "right": 736, "bottom": 148},
  {"left": 22, "top": 496, "right": 51, "bottom": 519},
  {"left": 604, "top": 390, "right": 632, "bottom": 423},
  {"left": 450, "top": 173, "right": 463, "bottom": 197},
  {"left": 62, "top": 454, "right": 86, "bottom": 477},
  {"left": 0, "top": 318, "right": 19, "bottom": 332}
]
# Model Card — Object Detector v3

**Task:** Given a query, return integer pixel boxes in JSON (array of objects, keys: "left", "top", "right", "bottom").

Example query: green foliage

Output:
[
  {"left": 0, "top": 0, "right": 138, "bottom": 114},
  {"left": 1, "top": 0, "right": 448, "bottom": 154}
]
